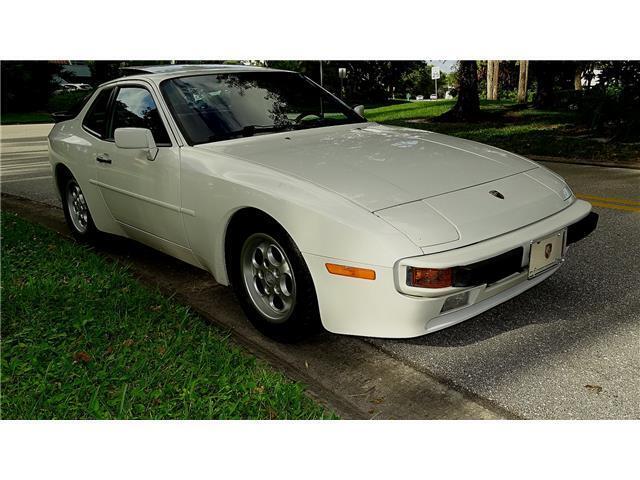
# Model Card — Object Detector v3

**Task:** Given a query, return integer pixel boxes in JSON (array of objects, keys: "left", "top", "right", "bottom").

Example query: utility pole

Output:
[{"left": 319, "top": 61, "right": 323, "bottom": 87}]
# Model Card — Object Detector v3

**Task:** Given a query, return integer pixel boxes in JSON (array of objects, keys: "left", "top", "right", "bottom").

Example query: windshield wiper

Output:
[
  {"left": 207, "top": 124, "right": 293, "bottom": 142},
  {"left": 292, "top": 117, "right": 353, "bottom": 130},
  {"left": 240, "top": 124, "right": 293, "bottom": 137}
]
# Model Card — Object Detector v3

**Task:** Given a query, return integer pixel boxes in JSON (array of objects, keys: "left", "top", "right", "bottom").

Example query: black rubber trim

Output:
[
  {"left": 566, "top": 211, "right": 599, "bottom": 245},
  {"left": 450, "top": 211, "right": 599, "bottom": 288},
  {"left": 452, "top": 247, "right": 524, "bottom": 287}
]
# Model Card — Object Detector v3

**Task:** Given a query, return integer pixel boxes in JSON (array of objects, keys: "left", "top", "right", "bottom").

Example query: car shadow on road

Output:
[{"left": 405, "top": 273, "right": 596, "bottom": 348}]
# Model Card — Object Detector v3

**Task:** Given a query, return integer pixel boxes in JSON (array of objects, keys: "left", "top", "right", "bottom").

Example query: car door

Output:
[{"left": 95, "top": 83, "right": 188, "bottom": 247}]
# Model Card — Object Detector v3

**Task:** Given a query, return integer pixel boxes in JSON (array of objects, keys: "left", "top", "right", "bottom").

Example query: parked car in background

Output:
[
  {"left": 416, "top": 95, "right": 424, "bottom": 100},
  {"left": 54, "top": 83, "right": 93, "bottom": 94},
  {"left": 48, "top": 64, "right": 598, "bottom": 341},
  {"left": 430, "top": 93, "right": 437, "bottom": 100},
  {"left": 70, "top": 83, "right": 92, "bottom": 90}
]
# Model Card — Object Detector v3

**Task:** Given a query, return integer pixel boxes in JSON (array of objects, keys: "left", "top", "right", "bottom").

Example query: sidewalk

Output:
[{"left": 0, "top": 123, "right": 54, "bottom": 142}]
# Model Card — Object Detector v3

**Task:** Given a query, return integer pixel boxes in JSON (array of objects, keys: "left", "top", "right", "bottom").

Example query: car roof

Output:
[
  {"left": 102, "top": 64, "right": 290, "bottom": 88},
  {"left": 120, "top": 64, "right": 261, "bottom": 74}
]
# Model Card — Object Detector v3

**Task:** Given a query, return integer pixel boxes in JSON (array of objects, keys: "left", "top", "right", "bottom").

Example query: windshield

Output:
[{"left": 160, "top": 71, "right": 364, "bottom": 145}]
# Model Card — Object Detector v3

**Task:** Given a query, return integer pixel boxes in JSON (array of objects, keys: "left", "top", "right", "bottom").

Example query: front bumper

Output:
[
  {"left": 403, "top": 210, "right": 599, "bottom": 292},
  {"left": 304, "top": 199, "right": 595, "bottom": 338},
  {"left": 567, "top": 211, "right": 599, "bottom": 245}
]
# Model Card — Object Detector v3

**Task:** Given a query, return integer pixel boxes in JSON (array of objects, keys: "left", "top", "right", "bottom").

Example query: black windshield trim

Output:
[{"left": 159, "top": 71, "right": 364, "bottom": 146}]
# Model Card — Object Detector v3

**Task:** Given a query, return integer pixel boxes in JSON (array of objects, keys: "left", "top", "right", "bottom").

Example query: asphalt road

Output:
[
  {"left": 370, "top": 163, "right": 640, "bottom": 419},
  {"left": 1, "top": 124, "right": 638, "bottom": 419}
]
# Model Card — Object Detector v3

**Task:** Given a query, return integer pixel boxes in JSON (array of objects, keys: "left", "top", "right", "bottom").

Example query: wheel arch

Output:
[
  {"left": 51, "top": 159, "right": 125, "bottom": 237},
  {"left": 223, "top": 207, "right": 290, "bottom": 286},
  {"left": 53, "top": 162, "right": 75, "bottom": 199}
]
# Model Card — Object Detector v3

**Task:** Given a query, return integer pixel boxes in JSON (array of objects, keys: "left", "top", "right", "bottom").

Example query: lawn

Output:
[
  {"left": 365, "top": 100, "right": 640, "bottom": 163},
  {"left": 0, "top": 211, "right": 335, "bottom": 419},
  {"left": 1, "top": 112, "right": 52, "bottom": 125},
  {"left": 2, "top": 91, "right": 88, "bottom": 125}
]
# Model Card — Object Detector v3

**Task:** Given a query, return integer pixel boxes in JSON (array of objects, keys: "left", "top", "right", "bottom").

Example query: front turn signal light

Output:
[
  {"left": 406, "top": 267, "right": 452, "bottom": 289},
  {"left": 326, "top": 263, "right": 376, "bottom": 280}
]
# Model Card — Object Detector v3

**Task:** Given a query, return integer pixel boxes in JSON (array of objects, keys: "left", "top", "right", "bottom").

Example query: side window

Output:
[
  {"left": 110, "top": 87, "right": 171, "bottom": 146},
  {"left": 82, "top": 88, "right": 112, "bottom": 138}
]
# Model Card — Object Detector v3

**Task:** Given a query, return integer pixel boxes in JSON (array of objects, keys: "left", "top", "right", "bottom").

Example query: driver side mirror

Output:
[
  {"left": 353, "top": 105, "right": 365, "bottom": 117},
  {"left": 114, "top": 127, "right": 159, "bottom": 161}
]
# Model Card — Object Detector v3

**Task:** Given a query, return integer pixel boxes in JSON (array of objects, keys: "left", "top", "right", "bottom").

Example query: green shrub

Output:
[{"left": 47, "top": 91, "right": 92, "bottom": 113}]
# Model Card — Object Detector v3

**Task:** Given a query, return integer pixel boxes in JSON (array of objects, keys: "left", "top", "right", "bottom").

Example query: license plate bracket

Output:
[{"left": 528, "top": 229, "right": 566, "bottom": 278}]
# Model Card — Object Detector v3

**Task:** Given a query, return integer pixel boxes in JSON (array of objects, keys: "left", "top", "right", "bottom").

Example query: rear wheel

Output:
[
  {"left": 229, "top": 217, "right": 321, "bottom": 342},
  {"left": 62, "top": 176, "right": 97, "bottom": 240}
]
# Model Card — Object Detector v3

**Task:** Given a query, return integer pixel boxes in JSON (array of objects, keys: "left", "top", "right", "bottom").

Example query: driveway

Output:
[{"left": 2, "top": 123, "right": 638, "bottom": 419}]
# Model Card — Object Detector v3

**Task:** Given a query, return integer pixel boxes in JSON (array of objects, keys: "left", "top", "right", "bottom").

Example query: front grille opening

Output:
[{"left": 452, "top": 247, "right": 524, "bottom": 288}]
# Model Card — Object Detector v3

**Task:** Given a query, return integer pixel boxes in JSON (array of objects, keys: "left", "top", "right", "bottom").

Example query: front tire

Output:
[
  {"left": 62, "top": 176, "right": 97, "bottom": 240},
  {"left": 229, "top": 218, "right": 321, "bottom": 342}
]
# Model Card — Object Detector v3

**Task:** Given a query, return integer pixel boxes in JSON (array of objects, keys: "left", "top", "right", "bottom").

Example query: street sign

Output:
[
  {"left": 431, "top": 66, "right": 441, "bottom": 80},
  {"left": 338, "top": 68, "right": 347, "bottom": 99}
]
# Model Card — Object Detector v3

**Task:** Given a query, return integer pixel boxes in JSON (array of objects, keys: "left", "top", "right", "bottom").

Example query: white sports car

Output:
[{"left": 48, "top": 64, "right": 598, "bottom": 341}]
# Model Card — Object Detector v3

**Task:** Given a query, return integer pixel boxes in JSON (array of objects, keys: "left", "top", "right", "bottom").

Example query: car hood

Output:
[
  {"left": 195, "top": 122, "right": 538, "bottom": 212},
  {"left": 375, "top": 169, "right": 572, "bottom": 249}
]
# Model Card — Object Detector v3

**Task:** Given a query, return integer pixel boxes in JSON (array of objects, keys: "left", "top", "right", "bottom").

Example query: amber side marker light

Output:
[
  {"left": 326, "top": 263, "right": 376, "bottom": 280},
  {"left": 406, "top": 267, "right": 452, "bottom": 289}
]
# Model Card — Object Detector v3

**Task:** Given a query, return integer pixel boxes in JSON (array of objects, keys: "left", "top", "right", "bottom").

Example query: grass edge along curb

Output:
[{"left": 1, "top": 211, "right": 336, "bottom": 420}]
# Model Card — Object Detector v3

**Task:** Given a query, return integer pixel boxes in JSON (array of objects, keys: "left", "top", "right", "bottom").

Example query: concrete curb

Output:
[{"left": 2, "top": 193, "right": 509, "bottom": 420}]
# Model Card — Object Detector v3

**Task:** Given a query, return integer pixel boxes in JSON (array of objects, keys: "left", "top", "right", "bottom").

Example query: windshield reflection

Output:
[{"left": 161, "top": 71, "right": 363, "bottom": 145}]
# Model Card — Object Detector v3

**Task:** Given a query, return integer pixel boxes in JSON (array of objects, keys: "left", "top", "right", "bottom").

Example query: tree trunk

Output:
[
  {"left": 574, "top": 66, "right": 583, "bottom": 91},
  {"left": 486, "top": 60, "right": 500, "bottom": 100},
  {"left": 534, "top": 61, "right": 556, "bottom": 109},
  {"left": 492, "top": 60, "right": 500, "bottom": 100},
  {"left": 517, "top": 60, "right": 529, "bottom": 103},
  {"left": 486, "top": 60, "right": 494, "bottom": 100},
  {"left": 440, "top": 60, "right": 480, "bottom": 121}
]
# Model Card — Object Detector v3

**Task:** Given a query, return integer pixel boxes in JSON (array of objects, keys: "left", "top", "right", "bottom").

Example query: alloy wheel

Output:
[
  {"left": 240, "top": 233, "right": 297, "bottom": 323},
  {"left": 66, "top": 181, "right": 89, "bottom": 234}
]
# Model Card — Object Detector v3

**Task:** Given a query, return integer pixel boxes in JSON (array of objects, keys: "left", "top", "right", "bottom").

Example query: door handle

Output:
[{"left": 96, "top": 154, "right": 111, "bottom": 164}]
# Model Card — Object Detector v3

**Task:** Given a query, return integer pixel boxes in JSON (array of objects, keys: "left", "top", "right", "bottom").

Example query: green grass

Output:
[
  {"left": 1, "top": 112, "right": 52, "bottom": 125},
  {"left": 0, "top": 211, "right": 335, "bottom": 419},
  {"left": 365, "top": 99, "right": 458, "bottom": 122},
  {"left": 365, "top": 100, "right": 639, "bottom": 162}
]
